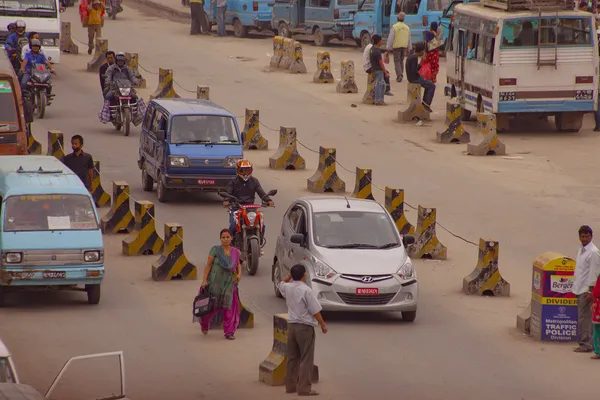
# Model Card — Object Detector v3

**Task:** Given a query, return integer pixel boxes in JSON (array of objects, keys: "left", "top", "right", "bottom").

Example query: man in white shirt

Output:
[
  {"left": 573, "top": 225, "right": 600, "bottom": 353},
  {"left": 278, "top": 264, "right": 327, "bottom": 397},
  {"left": 21, "top": 32, "right": 47, "bottom": 60},
  {"left": 362, "top": 41, "right": 393, "bottom": 96}
]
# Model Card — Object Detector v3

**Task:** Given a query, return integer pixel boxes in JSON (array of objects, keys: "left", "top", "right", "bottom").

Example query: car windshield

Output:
[
  {"left": 0, "top": 0, "right": 57, "bottom": 17},
  {"left": 0, "top": 358, "right": 16, "bottom": 383},
  {"left": 170, "top": 115, "right": 240, "bottom": 145},
  {"left": 312, "top": 211, "right": 400, "bottom": 249},
  {"left": 0, "top": 80, "right": 20, "bottom": 133},
  {"left": 3, "top": 194, "right": 98, "bottom": 232}
]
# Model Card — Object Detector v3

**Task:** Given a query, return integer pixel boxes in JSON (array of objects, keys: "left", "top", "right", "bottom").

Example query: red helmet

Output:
[{"left": 237, "top": 160, "right": 253, "bottom": 181}]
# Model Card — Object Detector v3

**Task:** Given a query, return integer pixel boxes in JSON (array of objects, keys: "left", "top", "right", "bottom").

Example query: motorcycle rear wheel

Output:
[
  {"left": 246, "top": 237, "right": 260, "bottom": 276},
  {"left": 35, "top": 91, "right": 46, "bottom": 119},
  {"left": 123, "top": 108, "right": 131, "bottom": 136}
]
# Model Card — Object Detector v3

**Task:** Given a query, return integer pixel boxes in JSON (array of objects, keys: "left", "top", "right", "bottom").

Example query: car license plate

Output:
[
  {"left": 356, "top": 288, "right": 378, "bottom": 295},
  {"left": 43, "top": 271, "right": 66, "bottom": 279},
  {"left": 198, "top": 179, "right": 215, "bottom": 185}
]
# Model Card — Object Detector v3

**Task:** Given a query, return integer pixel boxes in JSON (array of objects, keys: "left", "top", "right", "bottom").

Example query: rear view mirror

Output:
[
  {"left": 156, "top": 130, "right": 165, "bottom": 141},
  {"left": 290, "top": 233, "right": 304, "bottom": 245},
  {"left": 267, "top": 189, "right": 278, "bottom": 196},
  {"left": 402, "top": 235, "right": 415, "bottom": 246}
]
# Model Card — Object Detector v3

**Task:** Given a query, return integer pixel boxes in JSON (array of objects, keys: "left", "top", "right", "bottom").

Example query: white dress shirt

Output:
[{"left": 573, "top": 241, "right": 600, "bottom": 295}]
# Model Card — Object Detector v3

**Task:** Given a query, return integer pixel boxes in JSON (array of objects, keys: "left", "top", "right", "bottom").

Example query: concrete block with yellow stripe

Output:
[
  {"left": 196, "top": 85, "right": 209, "bottom": 100},
  {"left": 122, "top": 200, "right": 164, "bottom": 256},
  {"left": 209, "top": 295, "right": 254, "bottom": 329},
  {"left": 516, "top": 304, "right": 531, "bottom": 335},
  {"left": 462, "top": 239, "right": 510, "bottom": 296},
  {"left": 351, "top": 167, "right": 375, "bottom": 200},
  {"left": 100, "top": 181, "right": 134, "bottom": 234},
  {"left": 270, "top": 36, "right": 284, "bottom": 69},
  {"left": 59, "top": 21, "right": 78, "bottom": 54},
  {"left": 362, "top": 73, "right": 375, "bottom": 104},
  {"left": 242, "top": 109, "right": 268, "bottom": 150},
  {"left": 313, "top": 51, "right": 334, "bottom": 84},
  {"left": 399, "top": 83, "right": 431, "bottom": 122},
  {"left": 279, "top": 38, "right": 294, "bottom": 70},
  {"left": 436, "top": 101, "right": 470, "bottom": 144},
  {"left": 91, "top": 161, "right": 111, "bottom": 207},
  {"left": 407, "top": 206, "right": 447, "bottom": 260},
  {"left": 46, "top": 130, "right": 64, "bottom": 160},
  {"left": 289, "top": 41, "right": 307, "bottom": 74},
  {"left": 268, "top": 127, "right": 305, "bottom": 170},
  {"left": 336, "top": 60, "right": 358, "bottom": 94},
  {"left": 151, "top": 223, "right": 197, "bottom": 281},
  {"left": 467, "top": 113, "right": 506, "bottom": 156},
  {"left": 86, "top": 38, "right": 108, "bottom": 72},
  {"left": 26, "top": 126, "right": 42, "bottom": 155},
  {"left": 149, "top": 68, "right": 181, "bottom": 100},
  {"left": 258, "top": 314, "right": 319, "bottom": 386},
  {"left": 384, "top": 187, "right": 414, "bottom": 235},
  {"left": 125, "top": 52, "right": 146, "bottom": 88},
  {"left": 307, "top": 147, "right": 345, "bottom": 193}
]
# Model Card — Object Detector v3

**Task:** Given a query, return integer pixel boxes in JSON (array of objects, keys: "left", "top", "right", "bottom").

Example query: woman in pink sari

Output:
[
  {"left": 423, "top": 22, "right": 441, "bottom": 84},
  {"left": 198, "top": 228, "right": 242, "bottom": 340}
]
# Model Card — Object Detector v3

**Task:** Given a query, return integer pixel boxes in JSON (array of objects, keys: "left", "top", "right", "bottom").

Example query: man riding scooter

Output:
[
  {"left": 5, "top": 20, "right": 28, "bottom": 72},
  {"left": 104, "top": 52, "right": 137, "bottom": 104},
  {"left": 20, "top": 39, "right": 55, "bottom": 91}
]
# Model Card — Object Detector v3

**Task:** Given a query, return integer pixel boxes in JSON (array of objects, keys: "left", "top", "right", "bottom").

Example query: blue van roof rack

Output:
[{"left": 16, "top": 166, "right": 63, "bottom": 174}]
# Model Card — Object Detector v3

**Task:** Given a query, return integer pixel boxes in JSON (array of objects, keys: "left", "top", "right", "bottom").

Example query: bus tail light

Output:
[
  {"left": 499, "top": 78, "right": 517, "bottom": 86},
  {"left": 253, "top": 1, "right": 258, "bottom": 11},
  {"left": 576, "top": 76, "right": 593, "bottom": 84},
  {"left": 334, "top": 8, "right": 339, "bottom": 19},
  {"left": 422, "top": 15, "right": 428, "bottom": 26}
]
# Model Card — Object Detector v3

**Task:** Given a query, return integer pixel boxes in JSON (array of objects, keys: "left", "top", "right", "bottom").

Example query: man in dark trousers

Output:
[
  {"left": 278, "top": 264, "right": 327, "bottom": 397},
  {"left": 99, "top": 50, "right": 115, "bottom": 95},
  {"left": 189, "top": 0, "right": 210, "bottom": 35},
  {"left": 60, "top": 135, "right": 94, "bottom": 191},
  {"left": 406, "top": 41, "right": 436, "bottom": 112}
]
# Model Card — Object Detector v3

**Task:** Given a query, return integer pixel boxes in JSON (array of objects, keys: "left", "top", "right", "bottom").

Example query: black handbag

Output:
[{"left": 193, "top": 287, "right": 215, "bottom": 318}]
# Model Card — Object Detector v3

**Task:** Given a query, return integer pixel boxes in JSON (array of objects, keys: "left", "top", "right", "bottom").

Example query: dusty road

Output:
[{"left": 0, "top": 3, "right": 599, "bottom": 399}]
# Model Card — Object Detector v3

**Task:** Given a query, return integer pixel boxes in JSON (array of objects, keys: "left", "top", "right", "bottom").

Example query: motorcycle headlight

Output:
[
  {"left": 225, "top": 157, "right": 242, "bottom": 168},
  {"left": 168, "top": 156, "right": 189, "bottom": 167},
  {"left": 42, "top": 38, "right": 54, "bottom": 46},
  {"left": 246, "top": 211, "right": 257, "bottom": 226},
  {"left": 4, "top": 252, "right": 22, "bottom": 264},
  {"left": 396, "top": 259, "right": 415, "bottom": 280},
  {"left": 84, "top": 250, "right": 101, "bottom": 262},
  {"left": 119, "top": 88, "right": 131, "bottom": 96},
  {"left": 314, "top": 259, "right": 336, "bottom": 279}
]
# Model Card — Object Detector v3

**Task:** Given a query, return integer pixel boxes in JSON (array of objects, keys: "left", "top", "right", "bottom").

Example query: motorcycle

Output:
[
  {"left": 108, "top": 79, "right": 137, "bottom": 136},
  {"left": 27, "top": 63, "right": 54, "bottom": 119},
  {"left": 9, "top": 36, "right": 29, "bottom": 73},
  {"left": 219, "top": 189, "right": 277, "bottom": 276},
  {"left": 106, "top": 0, "right": 123, "bottom": 20}
]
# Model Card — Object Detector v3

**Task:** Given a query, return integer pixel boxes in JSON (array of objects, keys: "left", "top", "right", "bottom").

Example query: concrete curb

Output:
[{"left": 135, "top": 0, "right": 190, "bottom": 20}]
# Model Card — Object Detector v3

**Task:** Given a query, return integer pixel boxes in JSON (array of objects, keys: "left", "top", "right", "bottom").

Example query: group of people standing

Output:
[{"left": 186, "top": 0, "right": 227, "bottom": 37}]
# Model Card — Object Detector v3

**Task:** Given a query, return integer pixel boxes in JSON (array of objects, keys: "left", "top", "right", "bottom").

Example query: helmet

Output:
[
  {"left": 115, "top": 52, "right": 126, "bottom": 64},
  {"left": 30, "top": 39, "right": 41, "bottom": 48},
  {"left": 7, "top": 22, "right": 16, "bottom": 30},
  {"left": 236, "top": 160, "right": 253, "bottom": 181},
  {"left": 15, "top": 20, "right": 25, "bottom": 29}
]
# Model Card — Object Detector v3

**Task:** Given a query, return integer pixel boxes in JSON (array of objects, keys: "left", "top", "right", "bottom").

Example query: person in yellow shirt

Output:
[
  {"left": 386, "top": 12, "right": 411, "bottom": 82},
  {"left": 87, "top": 0, "right": 104, "bottom": 54}
]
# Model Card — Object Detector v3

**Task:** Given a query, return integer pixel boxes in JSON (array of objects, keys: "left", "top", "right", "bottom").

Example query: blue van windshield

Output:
[
  {"left": 3, "top": 194, "right": 98, "bottom": 232},
  {"left": 170, "top": 115, "right": 240, "bottom": 145}
]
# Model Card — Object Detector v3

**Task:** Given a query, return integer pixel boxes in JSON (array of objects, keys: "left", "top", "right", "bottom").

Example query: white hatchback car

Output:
[{"left": 272, "top": 196, "right": 418, "bottom": 321}]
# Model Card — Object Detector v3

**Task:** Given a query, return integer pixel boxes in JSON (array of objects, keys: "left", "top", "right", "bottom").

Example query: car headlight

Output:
[
  {"left": 397, "top": 259, "right": 415, "bottom": 280},
  {"left": 42, "top": 38, "right": 54, "bottom": 46},
  {"left": 169, "top": 156, "right": 189, "bottom": 167},
  {"left": 314, "top": 259, "right": 336, "bottom": 279},
  {"left": 84, "top": 251, "right": 101, "bottom": 262},
  {"left": 246, "top": 211, "right": 257, "bottom": 226},
  {"left": 5, "top": 252, "right": 22, "bottom": 264},
  {"left": 225, "top": 157, "right": 242, "bottom": 168},
  {"left": 119, "top": 88, "right": 131, "bottom": 96}
]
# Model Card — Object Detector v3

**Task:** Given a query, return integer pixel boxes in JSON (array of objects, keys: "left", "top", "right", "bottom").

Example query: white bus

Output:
[
  {"left": 444, "top": 0, "right": 598, "bottom": 132},
  {"left": 0, "top": 0, "right": 62, "bottom": 64}
]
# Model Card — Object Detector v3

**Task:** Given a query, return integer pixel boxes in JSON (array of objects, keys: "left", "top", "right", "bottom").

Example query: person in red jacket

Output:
[{"left": 592, "top": 274, "right": 600, "bottom": 359}]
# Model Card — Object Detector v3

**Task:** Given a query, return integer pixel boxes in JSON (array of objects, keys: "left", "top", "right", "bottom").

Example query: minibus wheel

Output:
[
  {"left": 313, "top": 28, "right": 329, "bottom": 47},
  {"left": 86, "top": 284, "right": 101, "bottom": 305},
  {"left": 233, "top": 19, "right": 248, "bottom": 38}
]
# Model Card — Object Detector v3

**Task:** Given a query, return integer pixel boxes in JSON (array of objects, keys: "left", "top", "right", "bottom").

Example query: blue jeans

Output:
[
  {"left": 373, "top": 70, "right": 385, "bottom": 104},
  {"left": 229, "top": 210, "right": 266, "bottom": 244},
  {"left": 217, "top": 6, "right": 227, "bottom": 36},
  {"left": 20, "top": 73, "right": 31, "bottom": 90},
  {"left": 413, "top": 77, "right": 436, "bottom": 106}
]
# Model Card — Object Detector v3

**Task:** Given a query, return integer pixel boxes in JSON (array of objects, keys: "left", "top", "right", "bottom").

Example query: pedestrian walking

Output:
[
  {"left": 60, "top": 135, "right": 94, "bottom": 191},
  {"left": 278, "top": 264, "right": 327, "bottom": 397},
  {"left": 214, "top": 0, "right": 227, "bottom": 37},
  {"left": 406, "top": 41, "right": 435, "bottom": 112},
  {"left": 386, "top": 12, "right": 410, "bottom": 82},
  {"left": 572, "top": 225, "right": 600, "bottom": 353},
  {"left": 84, "top": 0, "right": 105, "bottom": 55},
  {"left": 368, "top": 35, "right": 390, "bottom": 106},
  {"left": 197, "top": 228, "right": 242, "bottom": 339},
  {"left": 190, "top": 0, "right": 211, "bottom": 35},
  {"left": 591, "top": 272, "right": 600, "bottom": 359}
]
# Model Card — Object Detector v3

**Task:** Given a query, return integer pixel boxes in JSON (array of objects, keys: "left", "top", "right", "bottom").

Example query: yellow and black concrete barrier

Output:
[
  {"left": 122, "top": 200, "right": 164, "bottom": 256},
  {"left": 467, "top": 113, "right": 506, "bottom": 156},
  {"left": 336, "top": 60, "right": 358, "bottom": 94},
  {"left": 209, "top": 297, "right": 254, "bottom": 329},
  {"left": 517, "top": 304, "right": 532, "bottom": 335},
  {"left": 59, "top": 21, "right": 78, "bottom": 54},
  {"left": 196, "top": 85, "right": 209, "bottom": 100},
  {"left": 47, "top": 130, "right": 64, "bottom": 159},
  {"left": 362, "top": 74, "right": 375, "bottom": 104},
  {"left": 307, "top": 147, "right": 346, "bottom": 193},
  {"left": 91, "top": 161, "right": 111, "bottom": 207},
  {"left": 125, "top": 52, "right": 146, "bottom": 88},
  {"left": 100, "top": 181, "right": 134, "bottom": 234},
  {"left": 313, "top": 51, "right": 334, "bottom": 84},
  {"left": 259, "top": 314, "right": 319, "bottom": 386},
  {"left": 436, "top": 101, "right": 470, "bottom": 144},
  {"left": 27, "top": 129, "right": 42, "bottom": 155},
  {"left": 279, "top": 38, "right": 294, "bottom": 70},
  {"left": 150, "top": 68, "right": 181, "bottom": 100},
  {"left": 242, "top": 109, "right": 268, "bottom": 150},
  {"left": 269, "top": 36, "right": 284, "bottom": 69},
  {"left": 399, "top": 83, "right": 431, "bottom": 122},
  {"left": 152, "top": 223, "right": 197, "bottom": 281},
  {"left": 268, "top": 127, "right": 305, "bottom": 170},
  {"left": 86, "top": 38, "right": 108, "bottom": 72},
  {"left": 289, "top": 41, "right": 307, "bottom": 74},
  {"left": 462, "top": 239, "right": 510, "bottom": 296},
  {"left": 351, "top": 167, "right": 375, "bottom": 200},
  {"left": 384, "top": 187, "right": 414, "bottom": 235},
  {"left": 407, "top": 206, "right": 447, "bottom": 260}
]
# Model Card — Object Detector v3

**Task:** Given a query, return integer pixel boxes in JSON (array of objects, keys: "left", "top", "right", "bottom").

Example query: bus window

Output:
[
  {"left": 558, "top": 18, "right": 591, "bottom": 45},
  {"left": 398, "top": 0, "right": 420, "bottom": 14},
  {"left": 467, "top": 31, "right": 478, "bottom": 58},
  {"left": 484, "top": 36, "right": 495, "bottom": 63},
  {"left": 0, "top": 80, "right": 19, "bottom": 133},
  {"left": 502, "top": 17, "right": 591, "bottom": 47},
  {"left": 427, "top": 0, "right": 449, "bottom": 11},
  {"left": 476, "top": 34, "right": 486, "bottom": 61}
]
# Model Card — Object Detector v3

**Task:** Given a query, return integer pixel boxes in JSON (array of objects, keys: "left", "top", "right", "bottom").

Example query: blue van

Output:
[
  {"left": 138, "top": 99, "right": 244, "bottom": 203},
  {"left": 205, "top": 0, "right": 273, "bottom": 37},
  {"left": 0, "top": 156, "right": 104, "bottom": 306}
]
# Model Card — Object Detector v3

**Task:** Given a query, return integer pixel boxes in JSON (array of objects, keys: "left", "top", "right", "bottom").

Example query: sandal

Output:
[
  {"left": 201, "top": 329, "right": 208, "bottom": 335},
  {"left": 298, "top": 390, "right": 319, "bottom": 396},
  {"left": 591, "top": 354, "right": 600, "bottom": 359},
  {"left": 225, "top": 334, "right": 235, "bottom": 340}
]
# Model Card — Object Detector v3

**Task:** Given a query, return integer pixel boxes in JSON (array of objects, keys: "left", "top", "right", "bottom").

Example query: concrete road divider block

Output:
[
  {"left": 280, "top": 38, "right": 294, "bottom": 70},
  {"left": 436, "top": 101, "right": 470, "bottom": 144},
  {"left": 268, "top": 127, "right": 305, "bottom": 170},
  {"left": 46, "top": 130, "right": 64, "bottom": 159},
  {"left": 289, "top": 41, "right": 306, "bottom": 74},
  {"left": 384, "top": 187, "right": 414, "bottom": 235},
  {"left": 270, "top": 36, "right": 284, "bottom": 69},
  {"left": 313, "top": 51, "right": 334, "bottom": 84},
  {"left": 259, "top": 314, "right": 319, "bottom": 386},
  {"left": 27, "top": 130, "right": 42, "bottom": 155},
  {"left": 242, "top": 109, "right": 268, "bottom": 150},
  {"left": 399, "top": 83, "right": 431, "bottom": 122},
  {"left": 122, "top": 200, "right": 164, "bottom": 256},
  {"left": 467, "top": 113, "right": 506, "bottom": 156},
  {"left": 307, "top": 147, "right": 346, "bottom": 193},
  {"left": 151, "top": 223, "right": 197, "bottom": 281},
  {"left": 125, "top": 52, "right": 146, "bottom": 88},
  {"left": 407, "top": 206, "right": 447, "bottom": 260},
  {"left": 516, "top": 304, "right": 531, "bottom": 335},
  {"left": 209, "top": 298, "right": 255, "bottom": 329},
  {"left": 462, "top": 239, "right": 510, "bottom": 296},
  {"left": 196, "top": 85, "right": 209, "bottom": 100},
  {"left": 86, "top": 38, "right": 108, "bottom": 72},
  {"left": 336, "top": 60, "right": 358, "bottom": 94},
  {"left": 59, "top": 22, "right": 78, "bottom": 54},
  {"left": 91, "top": 161, "right": 111, "bottom": 208},
  {"left": 362, "top": 73, "right": 375, "bottom": 104},
  {"left": 351, "top": 167, "right": 375, "bottom": 200},
  {"left": 100, "top": 181, "right": 134, "bottom": 234},
  {"left": 150, "top": 68, "right": 181, "bottom": 100}
]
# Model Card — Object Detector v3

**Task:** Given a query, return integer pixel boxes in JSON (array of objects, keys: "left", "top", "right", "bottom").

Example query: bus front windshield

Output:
[
  {"left": 0, "top": 0, "right": 58, "bottom": 18},
  {"left": 501, "top": 17, "right": 591, "bottom": 47}
]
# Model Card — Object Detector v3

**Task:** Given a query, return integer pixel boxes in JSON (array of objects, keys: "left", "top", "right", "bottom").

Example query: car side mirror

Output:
[
  {"left": 290, "top": 233, "right": 305, "bottom": 246},
  {"left": 156, "top": 130, "right": 165, "bottom": 141},
  {"left": 402, "top": 235, "right": 415, "bottom": 246}
]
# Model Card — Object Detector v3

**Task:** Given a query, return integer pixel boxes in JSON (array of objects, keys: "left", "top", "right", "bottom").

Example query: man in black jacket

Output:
[
  {"left": 406, "top": 41, "right": 435, "bottom": 112},
  {"left": 99, "top": 50, "right": 115, "bottom": 94}
]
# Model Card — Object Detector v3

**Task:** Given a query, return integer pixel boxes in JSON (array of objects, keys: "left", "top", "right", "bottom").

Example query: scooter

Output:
[
  {"left": 108, "top": 79, "right": 137, "bottom": 136},
  {"left": 219, "top": 189, "right": 277, "bottom": 276}
]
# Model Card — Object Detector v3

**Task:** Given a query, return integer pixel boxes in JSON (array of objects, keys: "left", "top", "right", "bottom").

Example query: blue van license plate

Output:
[
  {"left": 198, "top": 179, "right": 215, "bottom": 185},
  {"left": 43, "top": 271, "right": 66, "bottom": 279}
]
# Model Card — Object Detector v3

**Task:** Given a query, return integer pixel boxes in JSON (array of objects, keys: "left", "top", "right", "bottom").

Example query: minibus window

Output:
[{"left": 0, "top": 80, "right": 19, "bottom": 133}]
